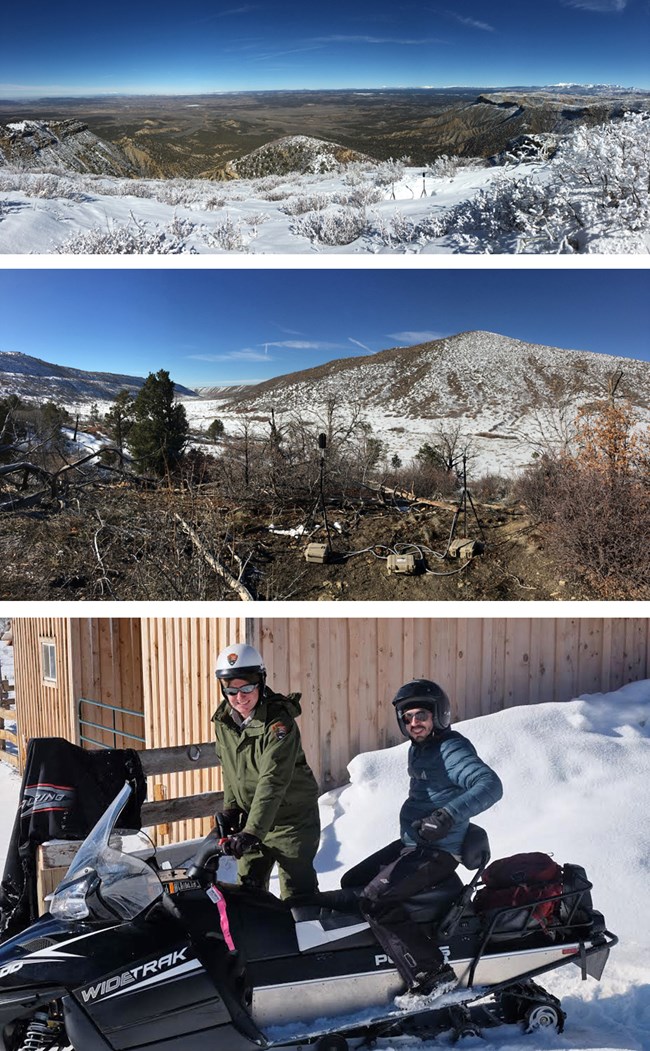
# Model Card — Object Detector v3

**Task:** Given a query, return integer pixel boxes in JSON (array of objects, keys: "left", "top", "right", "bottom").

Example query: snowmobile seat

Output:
[
  {"left": 402, "top": 872, "right": 465, "bottom": 922},
  {"left": 401, "top": 824, "right": 491, "bottom": 922}
]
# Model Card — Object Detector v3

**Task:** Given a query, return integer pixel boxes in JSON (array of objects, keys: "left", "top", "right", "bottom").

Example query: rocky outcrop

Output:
[{"left": 0, "top": 120, "right": 139, "bottom": 177}]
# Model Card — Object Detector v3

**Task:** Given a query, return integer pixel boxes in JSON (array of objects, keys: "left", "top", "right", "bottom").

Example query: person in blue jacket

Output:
[{"left": 360, "top": 679, "right": 503, "bottom": 1000}]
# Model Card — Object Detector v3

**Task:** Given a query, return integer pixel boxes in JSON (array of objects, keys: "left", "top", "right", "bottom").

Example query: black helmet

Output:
[{"left": 392, "top": 679, "right": 451, "bottom": 737}]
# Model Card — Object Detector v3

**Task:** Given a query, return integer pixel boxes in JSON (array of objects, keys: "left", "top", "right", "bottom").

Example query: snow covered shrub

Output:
[
  {"left": 245, "top": 212, "right": 270, "bottom": 228},
  {"left": 167, "top": 216, "right": 196, "bottom": 239},
  {"left": 26, "top": 174, "right": 66, "bottom": 199},
  {"left": 373, "top": 159, "right": 405, "bottom": 187},
  {"left": 206, "top": 215, "right": 250, "bottom": 251},
  {"left": 121, "top": 180, "right": 155, "bottom": 199},
  {"left": 447, "top": 176, "right": 559, "bottom": 250},
  {"left": 281, "top": 194, "right": 332, "bottom": 216},
  {"left": 342, "top": 163, "right": 375, "bottom": 186},
  {"left": 264, "top": 188, "right": 293, "bottom": 202},
  {"left": 555, "top": 112, "right": 650, "bottom": 230},
  {"left": 291, "top": 208, "right": 369, "bottom": 246},
  {"left": 371, "top": 210, "right": 447, "bottom": 248},
  {"left": 254, "top": 175, "right": 285, "bottom": 195},
  {"left": 203, "top": 194, "right": 228, "bottom": 210},
  {"left": 429, "top": 154, "right": 459, "bottom": 178},
  {"left": 53, "top": 220, "right": 194, "bottom": 254},
  {"left": 336, "top": 186, "right": 384, "bottom": 207},
  {"left": 446, "top": 112, "right": 650, "bottom": 252}
]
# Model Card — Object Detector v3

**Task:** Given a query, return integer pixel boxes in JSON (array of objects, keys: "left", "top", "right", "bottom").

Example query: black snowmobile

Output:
[{"left": 0, "top": 784, "right": 617, "bottom": 1050}]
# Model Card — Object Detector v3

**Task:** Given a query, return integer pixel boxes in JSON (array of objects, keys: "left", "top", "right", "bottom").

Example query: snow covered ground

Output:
[
  {"left": 0, "top": 679, "right": 648, "bottom": 1049},
  {"left": 0, "top": 112, "right": 648, "bottom": 254},
  {"left": 0, "top": 160, "right": 541, "bottom": 254}
]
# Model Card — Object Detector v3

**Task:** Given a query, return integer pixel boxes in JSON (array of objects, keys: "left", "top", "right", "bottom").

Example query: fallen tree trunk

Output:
[
  {"left": 173, "top": 515, "right": 254, "bottom": 601},
  {"left": 0, "top": 489, "right": 49, "bottom": 512}
]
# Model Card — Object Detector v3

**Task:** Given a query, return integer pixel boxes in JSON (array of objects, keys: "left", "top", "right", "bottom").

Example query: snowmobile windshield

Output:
[{"left": 50, "top": 782, "right": 162, "bottom": 922}]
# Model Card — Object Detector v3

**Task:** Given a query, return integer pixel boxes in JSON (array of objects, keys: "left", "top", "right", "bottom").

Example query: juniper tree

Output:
[{"left": 128, "top": 370, "right": 189, "bottom": 476}]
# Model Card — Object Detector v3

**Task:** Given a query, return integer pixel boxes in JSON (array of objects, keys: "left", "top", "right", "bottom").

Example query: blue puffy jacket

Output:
[{"left": 400, "top": 729, "right": 502, "bottom": 856}]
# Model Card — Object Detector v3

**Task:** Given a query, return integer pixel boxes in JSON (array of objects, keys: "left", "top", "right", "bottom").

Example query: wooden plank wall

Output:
[
  {"left": 139, "top": 616, "right": 247, "bottom": 841},
  {"left": 12, "top": 618, "right": 75, "bottom": 767},
  {"left": 13, "top": 618, "right": 144, "bottom": 763},
  {"left": 69, "top": 619, "right": 145, "bottom": 749},
  {"left": 253, "top": 617, "right": 650, "bottom": 788}
]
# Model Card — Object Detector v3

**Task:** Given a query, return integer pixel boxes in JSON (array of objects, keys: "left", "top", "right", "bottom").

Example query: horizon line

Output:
[{"left": 1, "top": 81, "right": 647, "bottom": 103}]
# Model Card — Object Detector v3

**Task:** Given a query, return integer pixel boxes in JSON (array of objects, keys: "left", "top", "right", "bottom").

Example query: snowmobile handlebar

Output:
[{"left": 186, "top": 829, "right": 226, "bottom": 882}]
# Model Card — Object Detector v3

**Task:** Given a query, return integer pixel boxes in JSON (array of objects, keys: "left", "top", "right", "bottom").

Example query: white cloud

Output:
[
  {"left": 388, "top": 330, "right": 446, "bottom": 344},
  {"left": 266, "top": 340, "right": 348, "bottom": 350},
  {"left": 562, "top": 0, "right": 626, "bottom": 10},
  {"left": 311, "top": 34, "right": 444, "bottom": 46},
  {"left": 450, "top": 14, "right": 495, "bottom": 31},
  {"left": 348, "top": 337, "right": 374, "bottom": 353},
  {"left": 188, "top": 349, "right": 270, "bottom": 362}
]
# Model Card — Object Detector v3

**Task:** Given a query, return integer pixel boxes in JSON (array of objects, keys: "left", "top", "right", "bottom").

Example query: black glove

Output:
[
  {"left": 414, "top": 808, "right": 454, "bottom": 843},
  {"left": 215, "top": 807, "right": 246, "bottom": 838},
  {"left": 221, "top": 831, "right": 261, "bottom": 860}
]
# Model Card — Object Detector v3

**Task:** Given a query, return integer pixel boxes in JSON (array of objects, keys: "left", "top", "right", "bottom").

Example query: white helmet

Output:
[{"left": 215, "top": 642, "right": 266, "bottom": 689}]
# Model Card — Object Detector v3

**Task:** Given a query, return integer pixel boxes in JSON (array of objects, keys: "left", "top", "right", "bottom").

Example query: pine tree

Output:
[
  {"left": 128, "top": 371, "right": 189, "bottom": 476},
  {"left": 206, "top": 418, "right": 225, "bottom": 440},
  {"left": 104, "top": 390, "right": 135, "bottom": 465}
]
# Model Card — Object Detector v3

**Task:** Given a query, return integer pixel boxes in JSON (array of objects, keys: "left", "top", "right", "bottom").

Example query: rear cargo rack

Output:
[{"left": 466, "top": 871, "right": 615, "bottom": 988}]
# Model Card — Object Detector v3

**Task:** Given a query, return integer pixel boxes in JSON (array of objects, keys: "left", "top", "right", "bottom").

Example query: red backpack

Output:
[{"left": 474, "top": 852, "right": 564, "bottom": 933}]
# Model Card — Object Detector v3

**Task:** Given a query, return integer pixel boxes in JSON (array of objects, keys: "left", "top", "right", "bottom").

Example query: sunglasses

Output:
[
  {"left": 402, "top": 710, "right": 431, "bottom": 724},
  {"left": 223, "top": 683, "right": 258, "bottom": 697}
]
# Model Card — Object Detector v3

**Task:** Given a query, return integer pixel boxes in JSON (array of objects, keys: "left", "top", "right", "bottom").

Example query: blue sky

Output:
[
  {"left": 0, "top": 269, "right": 648, "bottom": 389},
  {"left": 2, "top": 1, "right": 648, "bottom": 98}
]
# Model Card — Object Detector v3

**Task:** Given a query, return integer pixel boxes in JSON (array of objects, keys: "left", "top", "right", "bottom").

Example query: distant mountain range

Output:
[
  {"left": 0, "top": 352, "right": 196, "bottom": 403},
  {"left": 2, "top": 87, "right": 648, "bottom": 178}
]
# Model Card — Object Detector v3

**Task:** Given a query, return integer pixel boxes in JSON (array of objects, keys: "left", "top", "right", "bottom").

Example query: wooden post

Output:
[{"left": 153, "top": 782, "right": 170, "bottom": 841}]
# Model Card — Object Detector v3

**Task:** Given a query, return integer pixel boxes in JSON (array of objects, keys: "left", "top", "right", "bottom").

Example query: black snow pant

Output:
[{"left": 359, "top": 845, "right": 459, "bottom": 988}]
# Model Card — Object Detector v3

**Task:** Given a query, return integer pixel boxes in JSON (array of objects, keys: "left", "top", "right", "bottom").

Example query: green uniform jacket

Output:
[{"left": 212, "top": 688, "right": 320, "bottom": 842}]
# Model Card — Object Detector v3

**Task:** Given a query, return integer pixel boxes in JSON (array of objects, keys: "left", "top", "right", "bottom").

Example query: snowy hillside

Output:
[
  {"left": 179, "top": 331, "right": 650, "bottom": 476},
  {"left": 0, "top": 351, "right": 196, "bottom": 402},
  {"left": 220, "top": 330, "right": 650, "bottom": 420},
  {"left": 229, "top": 135, "right": 373, "bottom": 178},
  {"left": 0, "top": 113, "right": 648, "bottom": 253},
  {"left": 0, "top": 681, "right": 648, "bottom": 1050}
]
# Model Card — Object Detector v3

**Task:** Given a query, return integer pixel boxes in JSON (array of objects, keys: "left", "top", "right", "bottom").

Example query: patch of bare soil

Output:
[{"left": 0, "top": 485, "right": 591, "bottom": 602}]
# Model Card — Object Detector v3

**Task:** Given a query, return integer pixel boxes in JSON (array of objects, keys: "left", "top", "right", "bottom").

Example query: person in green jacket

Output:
[{"left": 213, "top": 642, "right": 321, "bottom": 901}]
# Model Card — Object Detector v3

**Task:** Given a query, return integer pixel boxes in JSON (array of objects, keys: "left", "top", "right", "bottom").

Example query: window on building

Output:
[{"left": 41, "top": 640, "right": 57, "bottom": 684}]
